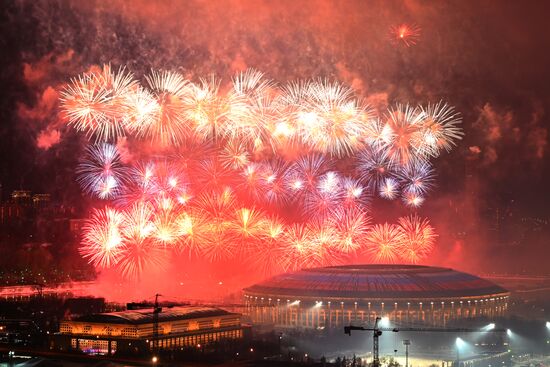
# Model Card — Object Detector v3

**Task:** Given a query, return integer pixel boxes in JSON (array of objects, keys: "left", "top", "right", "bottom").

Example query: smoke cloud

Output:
[{"left": 1, "top": 0, "right": 549, "bottom": 299}]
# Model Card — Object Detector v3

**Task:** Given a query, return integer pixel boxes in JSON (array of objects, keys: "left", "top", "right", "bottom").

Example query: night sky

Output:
[{"left": 1, "top": 0, "right": 549, "bottom": 283}]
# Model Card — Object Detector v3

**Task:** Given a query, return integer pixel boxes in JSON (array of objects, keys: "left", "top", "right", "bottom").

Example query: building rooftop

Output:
[
  {"left": 75, "top": 306, "right": 235, "bottom": 325},
  {"left": 244, "top": 265, "right": 509, "bottom": 300}
]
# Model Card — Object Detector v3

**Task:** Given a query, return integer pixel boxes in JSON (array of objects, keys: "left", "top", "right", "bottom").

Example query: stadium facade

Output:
[
  {"left": 243, "top": 265, "right": 510, "bottom": 328},
  {"left": 55, "top": 306, "right": 246, "bottom": 355}
]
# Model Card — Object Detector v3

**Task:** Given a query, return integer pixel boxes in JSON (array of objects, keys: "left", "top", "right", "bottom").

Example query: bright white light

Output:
[
  {"left": 380, "top": 316, "right": 390, "bottom": 326},
  {"left": 483, "top": 323, "right": 496, "bottom": 331},
  {"left": 546, "top": 321, "right": 550, "bottom": 329},
  {"left": 314, "top": 301, "right": 323, "bottom": 308},
  {"left": 507, "top": 329, "right": 513, "bottom": 337},
  {"left": 456, "top": 337, "right": 465, "bottom": 348}
]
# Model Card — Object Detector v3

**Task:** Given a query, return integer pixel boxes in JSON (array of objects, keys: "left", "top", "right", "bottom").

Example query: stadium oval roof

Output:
[
  {"left": 76, "top": 306, "right": 233, "bottom": 325},
  {"left": 244, "top": 265, "right": 509, "bottom": 300}
]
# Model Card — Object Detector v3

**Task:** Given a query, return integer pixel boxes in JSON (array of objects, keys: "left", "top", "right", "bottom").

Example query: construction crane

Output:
[
  {"left": 403, "top": 339, "right": 411, "bottom": 367},
  {"left": 344, "top": 317, "right": 506, "bottom": 367},
  {"left": 152, "top": 293, "right": 162, "bottom": 354}
]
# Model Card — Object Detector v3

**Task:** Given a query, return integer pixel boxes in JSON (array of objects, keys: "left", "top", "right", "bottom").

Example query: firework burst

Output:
[
  {"left": 383, "top": 104, "right": 425, "bottom": 165},
  {"left": 397, "top": 215, "right": 437, "bottom": 263},
  {"left": 379, "top": 177, "right": 400, "bottom": 200},
  {"left": 390, "top": 23, "right": 421, "bottom": 47},
  {"left": 63, "top": 67, "right": 464, "bottom": 279},
  {"left": 76, "top": 143, "right": 129, "bottom": 199},
  {"left": 295, "top": 80, "right": 370, "bottom": 157},
  {"left": 61, "top": 65, "right": 138, "bottom": 142},
  {"left": 418, "top": 102, "right": 464, "bottom": 156},
  {"left": 329, "top": 208, "right": 371, "bottom": 253},
  {"left": 398, "top": 160, "right": 436, "bottom": 197},
  {"left": 365, "top": 223, "right": 405, "bottom": 263},
  {"left": 357, "top": 146, "right": 396, "bottom": 190},
  {"left": 79, "top": 207, "right": 125, "bottom": 268},
  {"left": 134, "top": 70, "right": 191, "bottom": 146}
]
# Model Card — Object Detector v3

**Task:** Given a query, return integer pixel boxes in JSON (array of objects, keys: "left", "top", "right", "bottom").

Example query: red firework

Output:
[
  {"left": 62, "top": 67, "right": 463, "bottom": 280},
  {"left": 390, "top": 23, "right": 421, "bottom": 47}
]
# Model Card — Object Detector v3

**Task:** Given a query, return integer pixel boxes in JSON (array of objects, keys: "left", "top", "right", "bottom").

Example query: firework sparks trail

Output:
[
  {"left": 246, "top": 216, "right": 288, "bottom": 275},
  {"left": 383, "top": 104, "right": 426, "bottom": 165},
  {"left": 61, "top": 67, "right": 463, "bottom": 279},
  {"left": 79, "top": 207, "right": 125, "bottom": 268},
  {"left": 418, "top": 102, "right": 464, "bottom": 156},
  {"left": 397, "top": 214, "right": 437, "bottom": 263},
  {"left": 329, "top": 208, "right": 371, "bottom": 253},
  {"left": 61, "top": 65, "right": 138, "bottom": 142},
  {"left": 357, "top": 146, "right": 396, "bottom": 192},
  {"left": 398, "top": 159, "right": 436, "bottom": 196},
  {"left": 117, "top": 202, "right": 168, "bottom": 280},
  {"left": 389, "top": 23, "right": 421, "bottom": 47},
  {"left": 76, "top": 143, "right": 130, "bottom": 199},
  {"left": 365, "top": 223, "right": 405, "bottom": 263},
  {"left": 134, "top": 70, "right": 191, "bottom": 146}
]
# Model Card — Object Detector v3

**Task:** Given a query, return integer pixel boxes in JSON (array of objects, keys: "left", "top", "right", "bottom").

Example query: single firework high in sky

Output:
[
  {"left": 61, "top": 65, "right": 462, "bottom": 280},
  {"left": 389, "top": 23, "right": 421, "bottom": 47}
]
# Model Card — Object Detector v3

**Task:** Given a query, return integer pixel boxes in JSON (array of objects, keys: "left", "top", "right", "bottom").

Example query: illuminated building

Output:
[
  {"left": 244, "top": 265, "right": 509, "bottom": 328},
  {"left": 11, "top": 190, "right": 32, "bottom": 206},
  {"left": 32, "top": 194, "right": 51, "bottom": 209},
  {"left": 55, "top": 306, "right": 246, "bottom": 355},
  {"left": 0, "top": 203, "right": 23, "bottom": 224}
]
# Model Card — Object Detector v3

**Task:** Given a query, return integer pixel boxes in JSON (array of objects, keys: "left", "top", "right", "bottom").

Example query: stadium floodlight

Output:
[{"left": 380, "top": 316, "right": 390, "bottom": 326}]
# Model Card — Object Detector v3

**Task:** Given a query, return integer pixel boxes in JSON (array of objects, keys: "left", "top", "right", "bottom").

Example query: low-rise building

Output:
[{"left": 55, "top": 306, "right": 247, "bottom": 356}]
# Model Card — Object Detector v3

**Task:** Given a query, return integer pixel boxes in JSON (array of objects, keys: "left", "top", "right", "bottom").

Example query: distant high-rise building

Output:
[
  {"left": 69, "top": 218, "right": 87, "bottom": 238},
  {"left": 11, "top": 190, "right": 32, "bottom": 206},
  {"left": 0, "top": 204, "right": 23, "bottom": 224},
  {"left": 32, "top": 194, "right": 51, "bottom": 209}
]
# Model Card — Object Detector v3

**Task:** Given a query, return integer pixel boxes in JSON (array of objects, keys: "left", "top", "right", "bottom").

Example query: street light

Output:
[
  {"left": 278, "top": 332, "right": 283, "bottom": 360},
  {"left": 456, "top": 337, "right": 465, "bottom": 367},
  {"left": 151, "top": 355, "right": 158, "bottom": 367}
]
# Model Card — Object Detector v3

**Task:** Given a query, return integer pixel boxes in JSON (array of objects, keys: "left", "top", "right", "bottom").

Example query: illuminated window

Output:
[
  {"left": 60, "top": 323, "right": 73, "bottom": 334},
  {"left": 121, "top": 328, "right": 138, "bottom": 337}
]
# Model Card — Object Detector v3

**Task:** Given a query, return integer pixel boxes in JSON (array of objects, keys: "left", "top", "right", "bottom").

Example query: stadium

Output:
[{"left": 243, "top": 265, "right": 510, "bottom": 328}]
